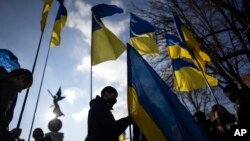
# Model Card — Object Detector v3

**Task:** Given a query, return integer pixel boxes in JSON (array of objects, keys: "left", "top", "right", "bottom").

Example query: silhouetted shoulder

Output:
[{"left": 0, "top": 66, "right": 8, "bottom": 78}]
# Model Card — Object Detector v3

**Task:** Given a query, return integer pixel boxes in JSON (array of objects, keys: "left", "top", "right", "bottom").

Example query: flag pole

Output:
[
  {"left": 17, "top": 30, "right": 45, "bottom": 128},
  {"left": 27, "top": 47, "right": 51, "bottom": 141},
  {"left": 126, "top": 47, "right": 132, "bottom": 141},
  {"left": 90, "top": 14, "right": 94, "bottom": 101},
  {"left": 173, "top": 13, "right": 220, "bottom": 105},
  {"left": 191, "top": 52, "right": 220, "bottom": 106}
]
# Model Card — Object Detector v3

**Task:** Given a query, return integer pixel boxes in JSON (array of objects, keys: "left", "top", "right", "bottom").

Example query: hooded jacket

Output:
[{"left": 86, "top": 96, "right": 131, "bottom": 141}]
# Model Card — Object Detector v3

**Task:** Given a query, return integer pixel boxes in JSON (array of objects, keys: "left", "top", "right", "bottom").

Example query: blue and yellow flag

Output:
[
  {"left": 127, "top": 44, "right": 209, "bottom": 141},
  {"left": 166, "top": 34, "right": 192, "bottom": 59},
  {"left": 91, "top": 4, "right": 125, "bottom": 66},
  {"left": 50, "top": 0, "right": 67, "bottom": 47},
  {"left": 172, "top": 58, "right": 218, "bottom": 92},
  {"left": 40, "top": 0, "right": 53, "bottom": 32},
  {"left": 173, "top": 14, "right": 210, "bottom": 70},
  {"left": 91, "top": 4, "right": 123, "bottom": 18},
  {"left": 0, "top": 49, "right": 20, "bottom": 72},
  {"left": 130, "top": 13, "right": 159, "bottom": 55}
]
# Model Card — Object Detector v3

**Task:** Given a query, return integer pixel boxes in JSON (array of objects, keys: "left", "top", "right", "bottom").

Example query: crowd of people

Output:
[
  {"left": 193, "top": 82, "right": 250, "bottom": 141},
  {"left": 0, "top": 64, "right": 249, "bottom": 141}
]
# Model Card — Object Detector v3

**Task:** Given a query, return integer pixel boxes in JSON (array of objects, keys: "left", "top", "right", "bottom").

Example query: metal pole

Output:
[
  {"left": 90, "top": 14, "right": 93, "bottom": 101},
  {"left": 17, "top": 30, "right": 44, "bottom": 128},
  {"left": 27, "top": 47, "right": 51, "bottom": 141}
]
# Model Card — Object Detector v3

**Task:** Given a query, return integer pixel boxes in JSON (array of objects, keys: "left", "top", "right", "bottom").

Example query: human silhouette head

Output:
[
  {"left": 193, "top": 111, "right": 206, "bottom": 124},
  {"left": 9, "top": 68, "right": 33, "bottom": 92},
  {"left": 101, "top": 86, "right": 118, "bottom": 109},
  {"left": 223, "top": 82, "right": 239, "bottom": 103},
  {"left": 32, "top": 128, "right": 44, "bottom": 140}
]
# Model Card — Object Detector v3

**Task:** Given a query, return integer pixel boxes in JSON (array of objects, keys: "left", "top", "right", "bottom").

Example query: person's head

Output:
[
  {"left": 223, "top": 82, "right": 239, "bottom": 103},
  {"left": 210, "top": 104, "right": 235, "bottom": 132},
  {"left": 32, "top": 128, "right": 44, "bottom": 140},
  {"left": 101, "top": 86, "right": 118, "bottom": 109},
  {"left": 10, "top": 68, "right": 33, "bottom": 92},
  {"left": 193, "top": 111, "right": 206, "bottom": 124}
]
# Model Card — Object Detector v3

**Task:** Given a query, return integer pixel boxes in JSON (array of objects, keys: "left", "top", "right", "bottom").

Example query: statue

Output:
[{"left": 47, "top": 86, "right": 65, "bottom": 118}]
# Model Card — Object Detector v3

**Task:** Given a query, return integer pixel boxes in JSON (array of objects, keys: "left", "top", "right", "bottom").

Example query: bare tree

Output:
[{"left": 131, "top": 0, "right": 250, "bottom": 113}]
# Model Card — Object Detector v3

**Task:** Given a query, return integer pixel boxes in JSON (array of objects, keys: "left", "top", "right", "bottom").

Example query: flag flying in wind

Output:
[
  {"left": 50, "top": 0, "right": 67, "bottom": 47},
  {"left": 0, "top": 49, "right": 20, "bottom": 72},
  {"left": 172, "top": 58, "right": 218, "bottom": 92},
  {"left": 173, "top": 14, "right": 210, "bottom": 70},
  {"left": 127, "top": 44, "right": 209, "bottom": 141},
  {"left": 91, "top": 4, "right": 126, "bottom": 66},
  {"left": 40, "top": 0, "right": 53, "bottom": 31},
  {"left": 166, "top": 34, "right": 192, "bottom": 59},
  {"left": 129, "top": 13, "right": 159, "bottom": 55}
]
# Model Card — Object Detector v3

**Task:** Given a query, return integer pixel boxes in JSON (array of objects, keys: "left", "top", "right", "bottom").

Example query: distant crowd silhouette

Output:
[{"left": 193, "top": 82, "right": 250, "bottom": 141}]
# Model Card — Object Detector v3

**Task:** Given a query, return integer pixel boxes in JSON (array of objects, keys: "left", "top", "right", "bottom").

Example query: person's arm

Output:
[
  {"left": 97, "top": 106, "right": 132, "bottom": 136},
  {"left": 113, "top": 116, "right": 132, "bottom": 136}
]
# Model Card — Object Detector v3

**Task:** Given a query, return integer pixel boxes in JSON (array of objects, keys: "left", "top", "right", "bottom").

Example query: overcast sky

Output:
[{"left": 0, "top": 0, "right": 146, "bottom": 140}]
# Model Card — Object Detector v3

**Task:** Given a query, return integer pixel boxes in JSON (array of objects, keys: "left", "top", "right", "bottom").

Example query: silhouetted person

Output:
[
  {"left": 86, "top": 86, "right": 132, "bottom": 141},
  {"left": 0, "top": 67, "right": 33, "bottom": 141},
  {"left": 223, "top": 82, "right": 250, "bottom": 129},
  {"left": 33, "top": 128, "right": 51, "bottom": 141},
  {"left": 33, "top": 128, "right": 45, "bottom": 141},
  {"left": 224, "top": 82, "right": 250, "bottom": 140},
  {"left": 193, "top": 111, "right": 211, "bottom": 134},
  {"left": 193, "top": 111, "right": 222, "bottom": 141},
  {"left": 210, "top": 104, "right": 236, "bottom": 141}
]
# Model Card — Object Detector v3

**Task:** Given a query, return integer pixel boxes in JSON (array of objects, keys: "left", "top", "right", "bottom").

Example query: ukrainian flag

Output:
[
  {"left": 127, "top": 44, "right": 209, "bottom": 141},
  {"left": 166, "top": 34, "right": 191, "bottom": 59},
  {"left": 0, "top": 49, "right": 20, "bottom": 72},
  {"left": 50, "top": 1, "right": 67, "bottom": 47},
  {"left": 91, "top": 4, "right": 126, "bottom": 66},
  {"left": 173, "top": 14, "right": 210, "bottom": 70},
  {"left": 172, "top": 58, "right": 218, "bottom": 92},
  {"left": 130, "top": 13, "right": 159, "bottom": 55},
  {"left": 40, "top": 0, "right": 53, "bottom": 31}
]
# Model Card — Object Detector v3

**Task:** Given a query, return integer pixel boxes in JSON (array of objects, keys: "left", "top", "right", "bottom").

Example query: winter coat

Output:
[
  {"left": 86, "top": 96, "right": 131, "bottom": 141},
  {"left": 0, "top": 67, "right": 18, "bottom": 129}
]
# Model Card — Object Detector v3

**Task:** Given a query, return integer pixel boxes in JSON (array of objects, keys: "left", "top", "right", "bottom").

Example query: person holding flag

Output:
[
  {"left": 0, "top": 67, "right": 33, "bottom": 141},
  {"left": 86, "top": 86, "right": 132, "bottom": 141}
]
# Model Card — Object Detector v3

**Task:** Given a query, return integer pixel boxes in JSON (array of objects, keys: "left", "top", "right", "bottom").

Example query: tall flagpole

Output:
[
  {"left": 173, "top": 13, "right": 220, "bottom": 105},
  {"left": 127, "top": 47, "right": 132, "bottom": 141},
  {"left": 189, "top": 50, "right": 220, "bottom": 106},
  {"left": 27, "top": 47, "right": 51, "bottom": 141},
  {"left": 17, "top": 30, "right": 45, "bottom": 128},
  {"left": 90, "top": 14, "right": 93, "bottom": 101}
]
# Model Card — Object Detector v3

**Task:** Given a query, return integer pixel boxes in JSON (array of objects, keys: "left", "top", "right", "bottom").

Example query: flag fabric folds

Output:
[
  {"left": 91, "top": 4, "right": 125, "bottom": 66},
  {"left": 91, "top": 4, "right": 123, "bottom": 18},
  {"left": 50, "top": 0, "right": 67, "bottom": 47},
  {"left": 173, "top": 14, "right": 210, "bottom": 70},
  {"left": 40, "top": 0, "right": 53, "bottom": 32},
  {"left": 127, "top": 44, "right": 209, "bottom": 141},
  {"left": 130, "top": 13, "right": 159, "bottom": 55},
  {"left": 166, "top": 34, "right": 191, "bottom": 59},
  {"left": 0, "top": 49, "right": 20, "bottom": 72},
  {"left": 172, "top": 58, "right": 218, "bottom": 92}
]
